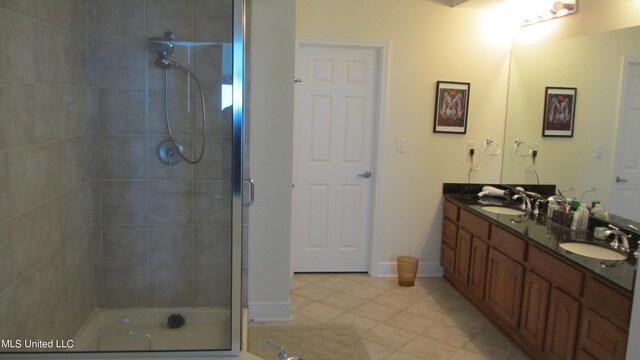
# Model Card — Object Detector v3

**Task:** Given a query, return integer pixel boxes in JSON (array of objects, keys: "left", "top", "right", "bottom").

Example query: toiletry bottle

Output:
[
  {"left": 570, "top": 210, "right": 580, "bottom": 230},
  {"left": 591, "top": 203, "right": 606, "bottom": 219},
  {"left": 577, "top": 204, "right": 589, "bottom": 230}
]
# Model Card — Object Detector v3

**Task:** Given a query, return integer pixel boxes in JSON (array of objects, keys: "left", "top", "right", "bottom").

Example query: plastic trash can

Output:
[{"left": 397, "top": 256, "right": 419, "bottom": 287}]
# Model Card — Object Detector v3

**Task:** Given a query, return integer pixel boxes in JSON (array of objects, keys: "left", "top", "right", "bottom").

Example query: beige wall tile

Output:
[
  {"left": 96, "top": 0, "right": 144, "bottom": 41},
  {"left": 194, "top": 224, "right": 231, "bottom": 267},
  {"left": 9, "top": 143, "right": 61, "bottom": 216},
  {"left": 2, "top": 11, "right": 37, "bottom": 82},
  {"left": 102, "top": 225, "right": 148, "bottom": 267},
  {"left": 102, "top": 268, "right": 149, "bottom": 307},
  {"left": 3, "top": 0, "right": 87, "bottom": 38},
  {"left": 194, "top": 180, "right": 231, "bottom": 224},
  {"left": 146, "top": 0, "right": 194, "bottom": 42},
  {"left": 149, "top": 225, "right": 194, "bottom": 266},
  {"left": 0, "top": 221, "right": 14, "bottom": 292},
  {"left": 194, "top": 136, "right": 232, "bottom": 180},
  {"left": 149, "top": 267, "right": 194, "bottom": 306},
  {"left": 99, "top": 89, "right": 146, "bottom": 134},
  {"left": 147, "top": 180, "right": 193, "bottom": 224},
  {"left": 12, "top": 204, "right": 50, "bottom": 267},
  {"left": 148, "top": 90, "right": 192, "bottom": 136},
  {"left": 193, "top": 0, "right": 232, "bottom": 42},
  {"left": 0, "top": 151, "right": 9, "bottom": 222},
  {"left": 195, "top": 266, "right": 231, "bottom": 307},
  {"left": 101, "top": 180, "right": 147, "bottom": 224},
  {"left": 97, "top": 41, "right": 146, "bottom": 90},
  {"left": 100, "top": 135, "right": 147, "bottom": 179}
]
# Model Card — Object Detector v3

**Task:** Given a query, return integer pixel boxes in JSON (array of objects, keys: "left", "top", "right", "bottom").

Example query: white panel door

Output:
[
  {"left": 293, "top": 44, "right": 377, "bottom": 272},
  {"left": 612, "top": 58, "right": 640, "bottom": 222}
]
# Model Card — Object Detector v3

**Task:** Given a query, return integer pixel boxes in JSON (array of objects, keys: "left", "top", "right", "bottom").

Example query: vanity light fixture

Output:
[{"left": 522, "top": 0, "right": 577, "bottom": 27}]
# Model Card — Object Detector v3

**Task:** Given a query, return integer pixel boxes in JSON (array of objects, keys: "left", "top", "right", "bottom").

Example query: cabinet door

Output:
[
  {"left": 440, "top": 243, "right": 456, "bottom": 277},
  {"left": 468, "top": 237, "right": 488, "bottom": 300},
  {"left": 485, "top": 248, "right": 524, "bottom": 329},
  {"left": 453, "top": 228, "right": 473, "bottom": 286},
  {"left": 577, "top": 308, "right": 628, "bottom": 360},
  {"left": 545, "top": 288, "right": 581, "bottom": 360},
  {"left": 519, "top": 271, "right": 551, "bottom": 352}
]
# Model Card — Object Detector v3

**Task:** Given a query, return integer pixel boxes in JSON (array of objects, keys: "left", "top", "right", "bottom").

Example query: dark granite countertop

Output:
[{"left": 444, "top": 194, "right": 636, "bottom": 294}]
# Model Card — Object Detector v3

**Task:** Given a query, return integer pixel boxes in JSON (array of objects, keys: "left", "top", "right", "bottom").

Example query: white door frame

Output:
[
  {"left": 291, "top": 38, "right": 389, "bottom": 277},
  {"left": 611, "top": 56, "right": 640, "bottom": 220}
]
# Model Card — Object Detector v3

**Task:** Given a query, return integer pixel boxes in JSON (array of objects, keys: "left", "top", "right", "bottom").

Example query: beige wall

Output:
[
  {"left": 296, "top": 0, "right": 512, "bottom": 274},
  {"left": 248, "top": 0, "right": 296, "bottom": 321}
]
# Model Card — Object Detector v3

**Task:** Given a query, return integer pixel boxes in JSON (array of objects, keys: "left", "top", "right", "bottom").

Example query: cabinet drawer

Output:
[
  {"left": 491, "top": 226, "right": 526, "bottom": 262},
  {"left": 460, "top": 209, "right": 490, "bottom": 240},
  {"left": 529, "top": 246, "right": 584, "bottom": 298},
  {"left": 578, "top": 308, "right": 628, "bottom": 360},
  {"left": 583, "top": 277, "right": 632, "bottom": 330},
  {"left": 444, "top": 200, "right": 459, "bottom": 222},
  {"left": 442, "top": 219, "right": 458, "bottom": 249}
]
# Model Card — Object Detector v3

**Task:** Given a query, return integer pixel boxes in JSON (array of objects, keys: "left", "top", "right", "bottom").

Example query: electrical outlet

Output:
[
  {"left": 530, "top": 143, "right": 539, "bottom": 151},
  {"left": 525, "top": 165, "right": 535, "bottom": 172},
  {"left": 471, "top": 164, "right": 480, "bottom": 171},
  {"left": 467, "top": 141, "right": 476, "bottom": 154},
  {"left": 595, "top": 145, "right": 605, "bottom": 159}
]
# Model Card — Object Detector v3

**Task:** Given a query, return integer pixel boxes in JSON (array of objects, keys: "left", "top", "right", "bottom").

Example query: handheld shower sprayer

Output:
[{"left": 148, "top": 31, "right": 207, "bottom": 165}]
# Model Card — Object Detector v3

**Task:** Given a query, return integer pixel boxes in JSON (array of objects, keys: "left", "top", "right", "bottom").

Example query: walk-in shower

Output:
[{"left": 0, "top": 0, "right": 244, "bottom": 358}]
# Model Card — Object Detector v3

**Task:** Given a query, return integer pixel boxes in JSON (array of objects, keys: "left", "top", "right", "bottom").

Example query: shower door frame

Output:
[{"left": 0, "top": 0, "right": 245, "bottom": 358}]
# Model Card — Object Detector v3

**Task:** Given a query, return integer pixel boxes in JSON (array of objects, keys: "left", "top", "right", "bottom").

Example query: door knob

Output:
[
  {"left": 616, "top": 176, "right": 628, "bottom": 183},
  {"left": 357, "top": 170, "right": 372, "bottom": 179}
]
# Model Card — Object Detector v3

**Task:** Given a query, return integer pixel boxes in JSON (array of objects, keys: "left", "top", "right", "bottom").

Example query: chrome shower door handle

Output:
[
  {"left": 357, "top": 170, "right": 372, "bottom": 179},
  {"left": 243, "top": 179, "right": 255, "bottom": 207},
  {"left": 616, "top": 176, "right": 628, "bottom": 183}
]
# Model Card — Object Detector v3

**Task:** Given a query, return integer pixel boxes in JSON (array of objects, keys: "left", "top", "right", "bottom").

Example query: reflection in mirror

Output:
[{"left": 502, "top": 26, "right": 640, "bottom": 222}]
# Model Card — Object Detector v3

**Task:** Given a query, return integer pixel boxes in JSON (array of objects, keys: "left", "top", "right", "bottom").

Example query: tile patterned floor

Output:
[{"left": 249, "top": 274, "right": 531, "bottom": 360}]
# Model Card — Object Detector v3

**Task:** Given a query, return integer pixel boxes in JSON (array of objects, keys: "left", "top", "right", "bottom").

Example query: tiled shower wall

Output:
[
  {"left": 0, "top": 1, "right": 97, "bottom": 342},
  {"left": 89, "top": 0, "right": 235, "bottom": 308}
]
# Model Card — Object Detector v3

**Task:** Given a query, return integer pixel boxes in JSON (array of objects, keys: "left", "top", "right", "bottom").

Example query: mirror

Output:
[{"left": 502, "top": 25, "right": 640, "bottom": 220}]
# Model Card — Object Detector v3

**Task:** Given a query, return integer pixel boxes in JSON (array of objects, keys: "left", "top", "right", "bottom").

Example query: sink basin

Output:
[
  {"left": 481, "top": 205, "right": 526, "bottom": 216},
  {"left": 559, "top": 242, "right": 626, "bottom": 261}
]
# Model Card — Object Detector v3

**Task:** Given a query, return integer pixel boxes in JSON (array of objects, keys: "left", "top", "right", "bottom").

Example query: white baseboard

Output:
[
  {"left": 247, "top": 301, "right": 292, "bottom": 322},
  {"left": 373, "top": 261, "right": 444, "bottom": 277}
]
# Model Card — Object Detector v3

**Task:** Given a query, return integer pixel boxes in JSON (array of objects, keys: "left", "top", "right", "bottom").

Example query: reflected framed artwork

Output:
[
  {"left": 433, "top": 81, "right": 470, "bottom": 134},
  {"left": 543, "top": 87, "right": 577, "bottom": 137}
]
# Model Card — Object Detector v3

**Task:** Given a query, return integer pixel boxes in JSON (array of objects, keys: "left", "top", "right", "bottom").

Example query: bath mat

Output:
[{"left": 248, "top": 324, "right": 370, "bottom": 360}]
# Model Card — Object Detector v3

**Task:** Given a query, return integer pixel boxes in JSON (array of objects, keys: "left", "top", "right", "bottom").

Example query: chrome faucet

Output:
[
  {"left": 603, "top": 225, "right": 631, "bottom": 252},
  {"left": 512, "top": 194, "right": 531, "bottom": 213},
  {"left": 264, "top": 340, "right": 302, "bottom": 360}
]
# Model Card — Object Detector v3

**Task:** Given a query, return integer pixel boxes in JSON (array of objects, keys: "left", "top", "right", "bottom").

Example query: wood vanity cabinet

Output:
[
  {"left": 442, "top": 206, "right": 490, "bottom": 304},
  {"left": 452, "top": 228, "right": 473, "bottom": 286},
  {"left": 576, "top": 277, "right": 632, "bottom": 360},
  {"left": 485, "top": 247, "right": 524, "bottom": 329},
  {"left": 520, "top": 271, "right": 551, "bottom": 351},
  {"left": 440, "top": 199, "right": 633, "bottom": 360}
]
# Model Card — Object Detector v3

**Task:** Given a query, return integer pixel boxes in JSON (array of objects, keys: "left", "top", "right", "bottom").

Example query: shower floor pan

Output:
[{"left": 73, "top": 307, "right": 230, "bottom": 352}]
